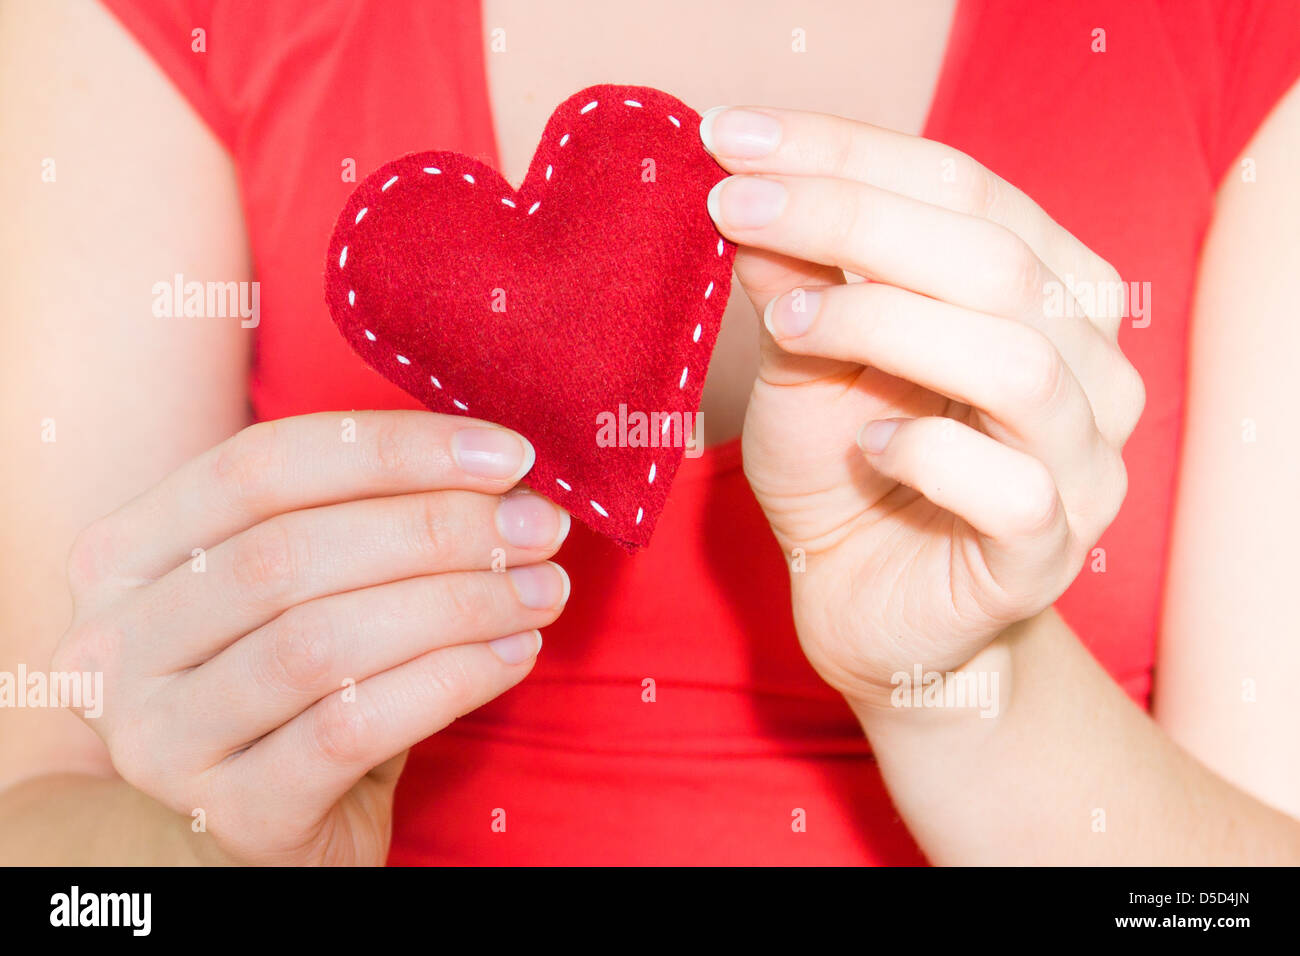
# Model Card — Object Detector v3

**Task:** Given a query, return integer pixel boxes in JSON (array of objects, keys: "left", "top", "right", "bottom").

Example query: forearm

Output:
[
  {"left": 0, "top": 773, "right": 232, "bottom": 866},
  {"left": 850, "top": 609, "right": 1300, "bottom": 865}
]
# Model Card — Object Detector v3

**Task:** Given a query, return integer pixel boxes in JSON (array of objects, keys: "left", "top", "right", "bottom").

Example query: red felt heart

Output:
[{"left": 324, "top": 84, "right": 736, "bottom": 550}]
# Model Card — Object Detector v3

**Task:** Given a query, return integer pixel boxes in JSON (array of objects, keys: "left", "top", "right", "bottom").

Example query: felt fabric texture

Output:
[{"left": 324, "top": 84, "right": 735, "bottom": 550}]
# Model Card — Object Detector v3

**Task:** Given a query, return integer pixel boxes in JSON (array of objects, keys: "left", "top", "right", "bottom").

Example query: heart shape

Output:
[{"left": 324, "top": 84, "right": 736, "bottom": 550}]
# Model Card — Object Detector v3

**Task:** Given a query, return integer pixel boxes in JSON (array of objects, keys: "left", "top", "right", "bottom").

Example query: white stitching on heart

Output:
[{"left": 336, "top": 94, "right": 728, "bottom": 535}]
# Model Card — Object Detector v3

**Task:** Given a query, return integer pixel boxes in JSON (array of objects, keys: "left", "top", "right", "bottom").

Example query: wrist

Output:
[{"left": 844, "top": 629, "right": 1018, "bottom": 738}]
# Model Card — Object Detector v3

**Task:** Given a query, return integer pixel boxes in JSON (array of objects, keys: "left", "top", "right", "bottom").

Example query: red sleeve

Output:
[
  {"left": 97, "top": 0, "right": 236, "bottom": 151},
  {"left": 1207, "top": 0, "right": 1300, "bottom": 184}
]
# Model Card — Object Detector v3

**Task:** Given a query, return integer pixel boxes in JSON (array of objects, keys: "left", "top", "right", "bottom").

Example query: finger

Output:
[
  {"left": 857, "top": 415, "right": 1075, "bottom": 603},
  {"left": 205, "top": 633, "right": 542, "bottom": 840},
  {"left": 711, "top": 173, "right": 1143, "bottom": 434},
  {"left": 76, "top": 410, "right": 536, "bottom": 586},
  {"left": 124, "top": 488, "right": 570, "bottom": 673},
  {"left": 767, "top": 277, "right": 1140, "bottom": 448},
  {"left": 764, "top": 282, "right": 1120, "bottom": 514},
  {"left": 708, "top": 173, "right": 1088, "bottom": 326},
  {"left": 731, "top": 248, "right": 849, "bottom": 388},
  {"left": 700, "top": 106, "right": 1124, "bottom": 332},
  {"left": 173, "top": 563, "right": 569, "bottom": 755}
]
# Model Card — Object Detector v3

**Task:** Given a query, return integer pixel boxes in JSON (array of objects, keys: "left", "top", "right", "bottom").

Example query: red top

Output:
[{"left": 101, "top": 0, "right": 1300, "bottom": 864}]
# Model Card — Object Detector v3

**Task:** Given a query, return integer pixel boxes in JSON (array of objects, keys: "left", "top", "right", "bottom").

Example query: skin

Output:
[
  {"left": 705, "top": 102, "right": 1300, "bottom": 862},
  {"left": 2, "top": 0, "right": 1298, "bottom": 864},
  {"left": 0, "top": 1, "right": 570, "bottom": 865},
  {"left": 482, "top": 0, "right": 957, "bottom": 446},
  {"left": 708, "top": 107, "right": 1142, "bottom": 695}
]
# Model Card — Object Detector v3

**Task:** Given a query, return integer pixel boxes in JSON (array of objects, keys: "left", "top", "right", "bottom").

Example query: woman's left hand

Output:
[{"left": 701, "top": 107, "right": 1145, "bottom": 709}]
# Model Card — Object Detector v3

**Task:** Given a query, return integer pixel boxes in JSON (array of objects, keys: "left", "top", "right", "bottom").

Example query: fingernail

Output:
[
  {"left": 763, "top": 288, "right": 821, "bottom": 339},
  {"left": 508, "top": 562, "right": 570, "bottom": 609},
  {"left": 859, "top": 420, "right": 902, "bottom": 455},
  {"left": 488, "top": 629, "right": 542, "bottom": 664},
  {"left": 496, "top": 491, "right": 570, "bottom": 549},
  {"left": 707, "top": 176, "right": 786, "bottom": 230},
  {"left": 452, "top": 427, "right": 534, "bottom": 481},
  {"left": 700, "top": 107, "right": 782, "bottom": 158}
]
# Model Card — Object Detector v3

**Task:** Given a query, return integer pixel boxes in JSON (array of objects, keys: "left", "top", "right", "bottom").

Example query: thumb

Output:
[{"left": 731, "top": 245, "right": 849, "bottom": 387}]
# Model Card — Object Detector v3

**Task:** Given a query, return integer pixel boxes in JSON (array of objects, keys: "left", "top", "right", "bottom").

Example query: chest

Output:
[
  {"left": 479, "top": 0, "right": 956, "bottom": 442},
  {"left": 481, "top": 0, "right": 957, "bottom": 185},
  {"left": 241, "top": 0, "right": 1210, "bottom": 685}
]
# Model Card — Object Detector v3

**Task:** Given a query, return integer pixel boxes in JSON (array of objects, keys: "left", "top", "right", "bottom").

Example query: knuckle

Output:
[
  {"left": 989, "top": 231, "right": 1042, "bottom": 311},
  {"left": 212, "top": 421, "right": 283, "bottom": 508},
  {"left": 826, "top": 121, "right": 859, "bottom": 180},
  {"left": 106, "top": 713, "right": 163, "bottom": 786},
  {"left": 1097, "top": 258, "right": 1123, "bottom": 290},
  {"left": 411, "top": 493, "right": 453, "bottom": 557},
  {"left": 1103, "top": 451, "right": 1130, "bottom": 527},
  {"left": 1117, "top": 359, "right": 1147, "bottom": 438},
  {"left": 1092, "top": 259, "right": 1127, "bottom": 327},
  {"left": 51, "top": 619, "right": 124, "bottom": 679},
  {"left": 66, "top": 519, "right": 120, "bottom": 595},
  {"left": 1095, "top": 349, "right": 1145, "bottom": 442},
  {"left": 1000, "top": 328, "right": 1067, "bottom": 410},
  {"left": 259, "top": 606, "right": 334, "bottom": 695},
  {"left": 436, "top": 576, "right": 489, "bottom": 634},
  {"left": 199, "top": 795, "right": 252, "bottom": 851},
  {"left": 1075, "top": 444, "right": 1129, "bottom": 538},
  {"left": 231, "top": 520, "right": 299, "bottom": 604},
  {"left": 425, "top": 649, "right": 476, "bottom": 712},
  {"left": 310, "top": 694, "right": 375, "bottom": 766},
  {"left": 370, "top": 416, "right": 416, "bottom": 476},
  {"left": 1007, "top": 460, "right": 1061, "bottom": 536},
  {"left": 832, "top": 184, "right": 873, "bottom": 250},
  {"left": 956, "top": 156, "right": 999, "bottom": 218}
]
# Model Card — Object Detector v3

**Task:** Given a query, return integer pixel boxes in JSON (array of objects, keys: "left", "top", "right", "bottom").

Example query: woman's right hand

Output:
[{"left": 50, "top": 410, "right": 570, "bottom": 865}]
